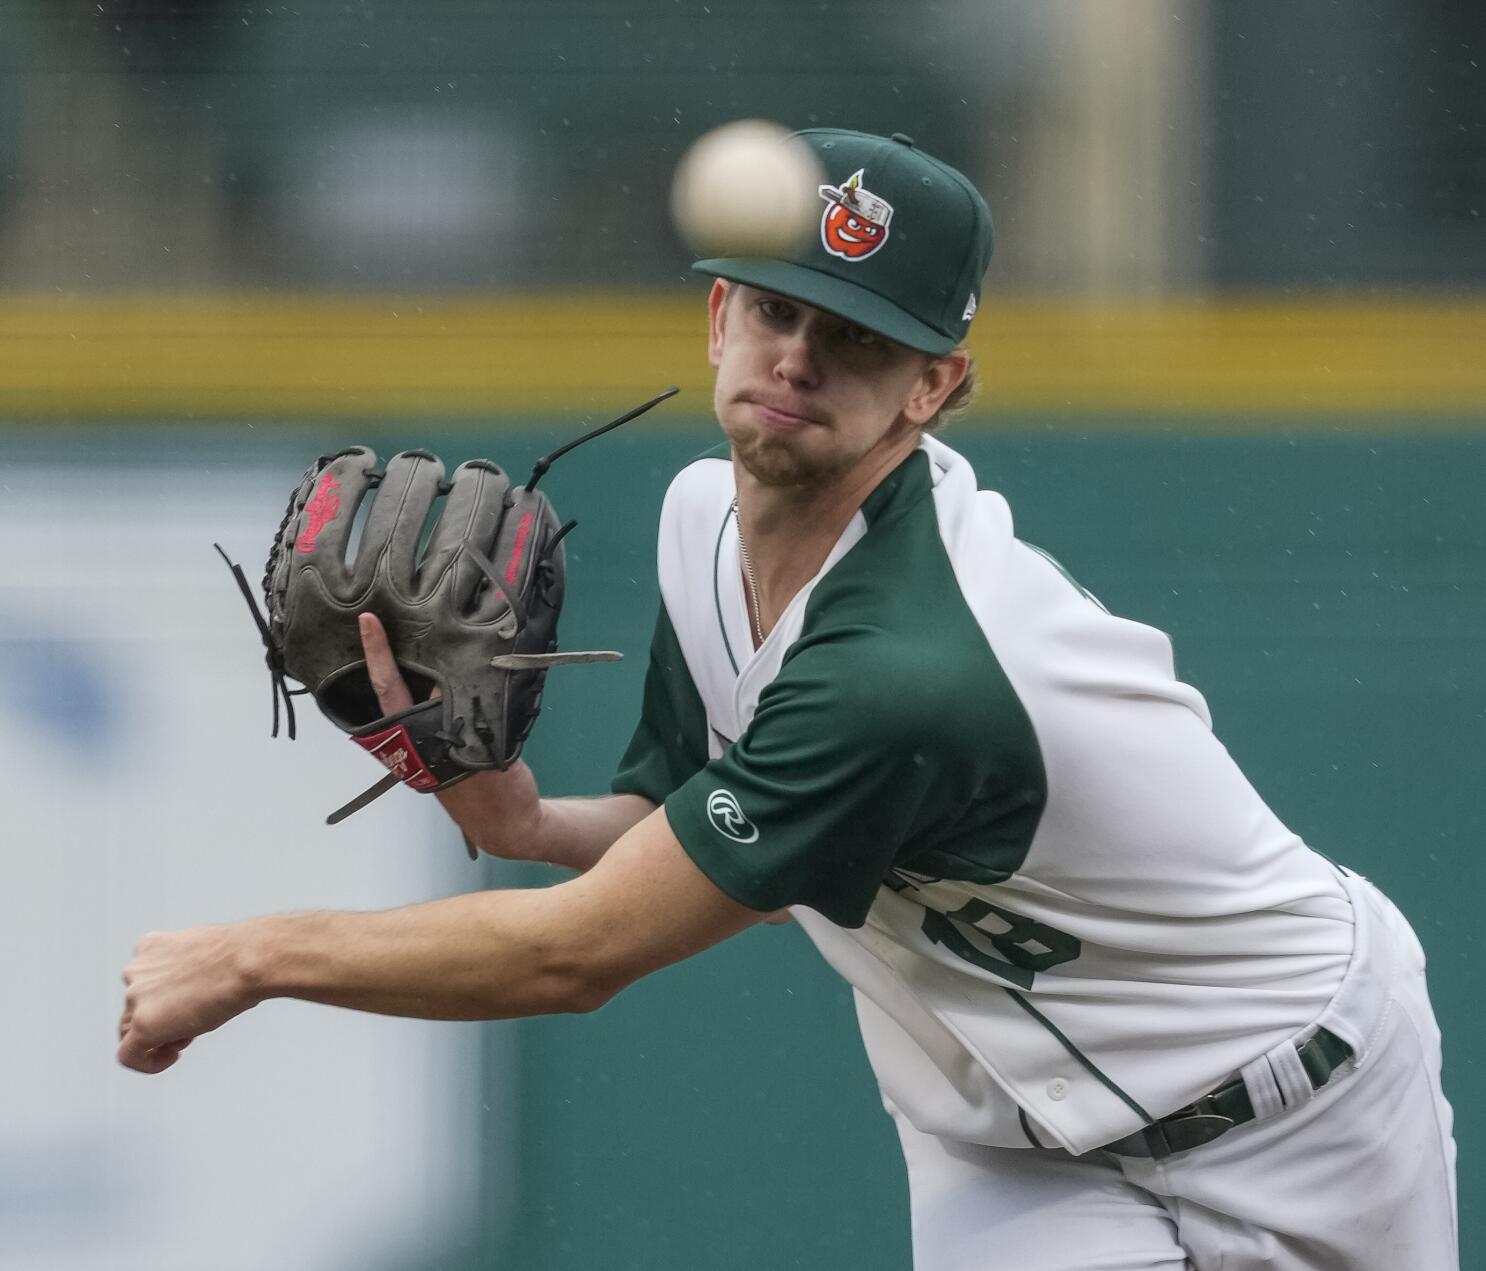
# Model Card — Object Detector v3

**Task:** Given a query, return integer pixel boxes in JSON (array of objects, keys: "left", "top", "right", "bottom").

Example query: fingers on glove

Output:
[
  {"left": 419, "top": 460, "right": 512, "bottom": 610},
  {"left": 358, "top": 613, "right": 416, "bottom": 715},
  {"left": 286, "top": 447, "right": 382, "bottom": 594},
  {"left": 473, "top": 487, "right": 563, "bottom": 626},
  {"left": 350, "top": 451, "right": 448, "bottom": 595}
]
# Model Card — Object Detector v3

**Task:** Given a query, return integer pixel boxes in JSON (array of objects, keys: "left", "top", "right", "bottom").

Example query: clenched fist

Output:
[{"left": 118, "top": 923, "right": 262, "bottom": 1074}]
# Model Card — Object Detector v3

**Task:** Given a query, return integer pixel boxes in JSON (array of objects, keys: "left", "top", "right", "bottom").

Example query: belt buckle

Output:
[{"left": 1157, "top": 1096, "right": 1236, "bottom": 1155}]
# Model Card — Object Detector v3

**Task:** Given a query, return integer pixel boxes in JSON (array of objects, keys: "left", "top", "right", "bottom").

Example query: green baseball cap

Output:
[{"left": 694, "top": 129, "right": 994, "bottom": 356}]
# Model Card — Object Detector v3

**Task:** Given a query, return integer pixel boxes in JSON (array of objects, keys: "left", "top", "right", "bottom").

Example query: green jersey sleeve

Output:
[
  {"left": 610, "top": 604, "right": 710, "bottom": 805},
  {"left": 663, "top": 630, "right": 993, "bottom": 928}
]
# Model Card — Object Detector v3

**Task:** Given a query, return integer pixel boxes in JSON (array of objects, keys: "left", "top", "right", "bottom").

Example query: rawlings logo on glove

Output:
[
  {"left": 296, "top": 471, "right": 342, "bottom": 555},
  {"left": 355, "top": 722, "right": 440, "bottom": 791}
]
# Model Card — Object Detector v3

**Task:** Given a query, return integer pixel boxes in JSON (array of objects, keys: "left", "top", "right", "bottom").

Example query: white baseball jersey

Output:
[{"left": 612, "top": 435, "right": 1355, "bottom": 1155}]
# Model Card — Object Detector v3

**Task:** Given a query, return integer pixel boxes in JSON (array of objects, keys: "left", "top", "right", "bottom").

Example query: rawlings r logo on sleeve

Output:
[{"left": 707, "top": 788, "right": 760, "bottom": 843}]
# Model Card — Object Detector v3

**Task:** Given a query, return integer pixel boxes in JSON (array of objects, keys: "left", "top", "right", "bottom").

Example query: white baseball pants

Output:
[{"left": 890, "top": 875, "right": 1457, "bottom": 1270}]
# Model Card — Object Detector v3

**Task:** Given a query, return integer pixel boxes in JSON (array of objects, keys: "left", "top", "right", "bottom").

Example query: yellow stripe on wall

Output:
[{"left": 0, "top": 292, "right": 1482, "bottom": 422}]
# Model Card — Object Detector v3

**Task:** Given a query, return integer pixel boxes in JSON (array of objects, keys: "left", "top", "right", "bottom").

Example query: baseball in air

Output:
[{"left": 670, "top": 120, "right": 825, "bottom": 258}]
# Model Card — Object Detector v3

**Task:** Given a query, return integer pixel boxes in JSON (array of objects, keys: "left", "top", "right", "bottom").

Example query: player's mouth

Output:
[{"left": 746, "top": 397, "right": 826, "bottom": 431}]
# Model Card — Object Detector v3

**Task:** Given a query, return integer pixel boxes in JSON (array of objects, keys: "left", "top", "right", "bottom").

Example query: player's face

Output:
[{"left": 707, "top": 282, "right": 966, "bottom": 491}]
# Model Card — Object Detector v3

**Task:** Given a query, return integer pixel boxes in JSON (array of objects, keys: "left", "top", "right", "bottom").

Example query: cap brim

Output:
[{"left": 692, "top": 258, "right": 957, "bottom": 356}]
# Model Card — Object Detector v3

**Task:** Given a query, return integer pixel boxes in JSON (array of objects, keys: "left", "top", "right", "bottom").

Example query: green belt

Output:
[{"left": 1102, "top": 1027, "right": 1353, "bottom": 1160}]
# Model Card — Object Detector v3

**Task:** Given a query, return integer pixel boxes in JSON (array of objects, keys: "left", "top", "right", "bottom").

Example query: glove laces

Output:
[{"left": 214, "top": 543, "right": 308, "bottom": 739}]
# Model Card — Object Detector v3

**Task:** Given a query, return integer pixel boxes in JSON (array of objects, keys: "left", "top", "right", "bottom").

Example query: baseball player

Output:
[{"left": 119, "top": 130, "right": 1457, "bottom": 1270}]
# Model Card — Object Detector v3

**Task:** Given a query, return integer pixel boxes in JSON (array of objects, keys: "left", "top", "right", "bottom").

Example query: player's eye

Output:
[
  {"left": 840, "top": 324, "right": 881, "bottom": 348},
  {"left": 846, "top": 217, "right": 861, "bottom": 230},
  {"left": 757, "top": 298, "right": 795, "bottom": 325}
]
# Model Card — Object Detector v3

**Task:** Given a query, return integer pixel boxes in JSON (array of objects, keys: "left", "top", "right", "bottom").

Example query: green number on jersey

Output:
[{"left": 920, "top": 897, "right": 1082, "bottom": 990}]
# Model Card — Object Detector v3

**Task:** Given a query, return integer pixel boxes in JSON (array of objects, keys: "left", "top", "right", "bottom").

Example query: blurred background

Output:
[{"left": 0, "top": 1, "right": 1480, "bottom": 1268}]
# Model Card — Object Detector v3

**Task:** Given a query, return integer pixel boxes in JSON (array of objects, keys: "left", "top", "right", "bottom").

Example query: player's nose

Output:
[{"left": 771, "top": 325, "right": 822, "bottom": 388}]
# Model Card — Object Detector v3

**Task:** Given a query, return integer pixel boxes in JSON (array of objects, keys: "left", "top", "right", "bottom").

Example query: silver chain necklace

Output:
[{"left": 731, "top": 498, "right": 765, "bottom": 647}]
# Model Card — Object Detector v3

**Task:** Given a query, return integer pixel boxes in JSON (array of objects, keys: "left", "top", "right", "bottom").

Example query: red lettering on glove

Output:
[
  {"left": 297, "top": 471, "right": 342, "bottom": 554},
  {"left": 503, "top": 512, "right": 534, "bottom": 585},
  {"left": 353, "top": 723, "right": 439, "bottom": 791}
]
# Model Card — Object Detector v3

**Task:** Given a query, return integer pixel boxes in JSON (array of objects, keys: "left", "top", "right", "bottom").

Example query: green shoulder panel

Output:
[
  {"left": 664, "top": 452, "right": 1047, "bottom": 927},
  {"left": 610, "top": 603, "right": 710, "bottom": 805}
]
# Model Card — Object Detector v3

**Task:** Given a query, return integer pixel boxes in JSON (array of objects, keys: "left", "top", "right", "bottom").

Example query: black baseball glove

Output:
[
  {"left": 217, "top": 391, "right": 673, "bottom": 828},
  {"left": 221, "top": 445, "right": 618, "bottom": 824}
]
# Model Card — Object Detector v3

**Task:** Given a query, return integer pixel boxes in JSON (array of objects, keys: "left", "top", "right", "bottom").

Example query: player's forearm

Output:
[
  {"left": 436, "top": 761, "right": 654, "bottom": 872},
  {"left": 239, "top": 889, "right": 612, "bottom": 1021},
  {"left": 118, "top": 808, "right": 760, "bottom": 1075},
  {"left": 531, "top": 793, "right": 657, "bottom": 872}
]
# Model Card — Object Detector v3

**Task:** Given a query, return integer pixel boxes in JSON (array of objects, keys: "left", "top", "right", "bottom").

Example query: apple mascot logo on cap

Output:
[{"left": 818, "top": 168, "right": 893, "bottom": 261}]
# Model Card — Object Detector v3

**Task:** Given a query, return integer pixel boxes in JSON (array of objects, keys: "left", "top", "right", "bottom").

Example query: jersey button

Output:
[{"left": 1046, "top": 1078, "right": 1070, "bottom": 1101}]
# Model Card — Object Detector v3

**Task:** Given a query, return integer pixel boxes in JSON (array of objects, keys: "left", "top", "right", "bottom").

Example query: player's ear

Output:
[
  {"left": 707, "top": 280, "right": 732, "bottom": 369},
  {"left": 901, "top": 348, "right": 970, "bottom": 427}
]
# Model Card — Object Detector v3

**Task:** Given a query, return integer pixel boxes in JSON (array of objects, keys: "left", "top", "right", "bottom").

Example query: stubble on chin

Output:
[
  {"left": 729, "top": 425, "right": 852, "bottom": 491},
  {"left": 722, "top": 392, "right": 854, "bottom": 490}
]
